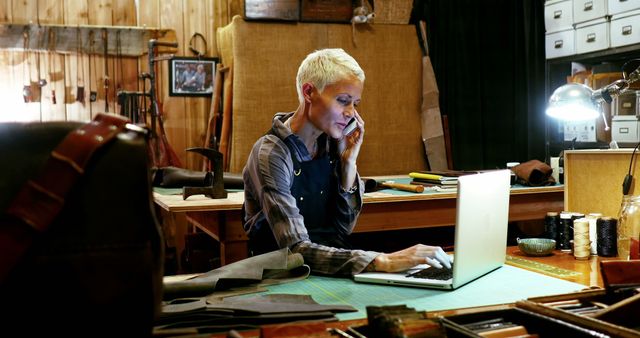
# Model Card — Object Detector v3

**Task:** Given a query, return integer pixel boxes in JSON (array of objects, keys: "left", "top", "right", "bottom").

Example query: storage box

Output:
[
  {"left": 573, "top": 0, "right": 609, "bottom": 24},
  {"left": 610, "top": 9, "right": 640, "bottom": 48},
  {"left": 440, "top": 305, "right": 612, "bottom": 337},
  {"left": 244, "top": 0, "right": 300, "bottom": 21},
  {"left": 440, "top": 289, "right": 640, "bottom": 338},
  {"left": 608, "top": 0, "right": 640, "bottom": 16},
  {"left": 564, "top": 119, "right": 597, "bottom": 142},
  {"left": 300, "top": 0, "right": 353, "bottom": 23},
  {"left": 575, "top": 18, "right": 610, "bottom": 54},
  {"left": 612, "top": 90, "right": 640, "bottom": 116},
  {"left": 612, "top": 115, "right": 640, "bottom": 144},
  {"left": 522, "top": 288, "right": 640, "bottom": 338},
  {"left": 545, "top": 0, "right": 574, "bottom": 33},
  {"left": 546, "top": 28, "right": 576, "bottom": 59}
]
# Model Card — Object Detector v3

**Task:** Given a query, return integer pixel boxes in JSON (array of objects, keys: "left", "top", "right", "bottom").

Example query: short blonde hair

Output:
[{"left": 296, "top": 48, "right": 365, "bottom": 102}]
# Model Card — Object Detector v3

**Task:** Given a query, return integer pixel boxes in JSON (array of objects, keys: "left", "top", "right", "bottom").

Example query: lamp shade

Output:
[{"left": 546, "top": 83, "right": 600, "bottom": 121}]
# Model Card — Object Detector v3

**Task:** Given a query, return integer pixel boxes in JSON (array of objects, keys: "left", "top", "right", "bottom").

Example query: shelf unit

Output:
[
  {"left": 0, "top": 23, "right": 177, "bottom": 57},
  {"left": 545, "top": 42, "right": 640, "bottom": 159}
]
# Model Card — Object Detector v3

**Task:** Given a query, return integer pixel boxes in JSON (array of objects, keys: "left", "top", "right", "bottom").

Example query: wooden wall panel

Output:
[
  {"left": 182, "top": 0, "right": 211, "bottom": 169},
  {"left": 10, "top": 0, "right": 36, "bottom": 23},
  {"left": 38, "top": 0, "right": 65, "bottom": 121},
  {"left": 136, "top": 0, "right": 158, "bottom": 91},
  {"left": 0, "top": 1, "right": 12, "bottom": 122},
  {"left": 86, "top": 0, "right": 111, "bottom": 118},
  {"left": 112, "top": 0, "right": 138, "bottom": 98},
  {"left": 0, "top": 0, "right": 221, "bottom": 171},
  {"left": 158, "top": 0, "right": 185, "bottom": 167},
  {"left": 64, "top": 0, "right": 90, "bottom": 121},
  {"left": 0, "top": 0, "right": 12, "bottom": 23}
]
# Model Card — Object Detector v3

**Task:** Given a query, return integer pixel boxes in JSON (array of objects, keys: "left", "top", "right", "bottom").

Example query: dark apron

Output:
[{"left": 249, "top": 131, "right": 350, "bottom": 255}]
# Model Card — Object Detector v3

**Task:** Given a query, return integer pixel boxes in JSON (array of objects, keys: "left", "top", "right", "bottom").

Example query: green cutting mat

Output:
[
  {"left": 506, "top": 255, "right": 581, "bottom": 278},
  {"left": 263, "top": 265, "right": 585, "bottom": 320}
]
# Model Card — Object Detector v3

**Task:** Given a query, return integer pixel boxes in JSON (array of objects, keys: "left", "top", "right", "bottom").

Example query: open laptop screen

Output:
[{"left": 354, "top": 170, "right": 511, "bottom": 290}]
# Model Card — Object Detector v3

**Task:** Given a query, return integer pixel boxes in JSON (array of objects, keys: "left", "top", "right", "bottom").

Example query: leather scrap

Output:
[
  {"left": 163, "top": 248, "right": 309, "bottom": 299},
  {"left": 151, "top": 166, "right": 244, "bottom": 189},
  {"left": 155, "top": 293, "right": 356, "bottom": 331},
  {"left": 512, "top": 160, "right": 555, "bottom": 186}
]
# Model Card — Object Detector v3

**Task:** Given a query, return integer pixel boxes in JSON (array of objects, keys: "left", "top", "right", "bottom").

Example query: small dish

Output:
[{"left": 517, "top": 238, "right": 556, "bottom": 256}]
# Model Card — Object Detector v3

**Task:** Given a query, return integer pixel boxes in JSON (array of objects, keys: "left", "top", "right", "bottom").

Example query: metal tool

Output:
[
  {"left": 364, "top": 178, "right": 424, "bottom": 193},
  {"left": 182, "top": 147, "right": 227, "bottom": 200},
  {"left": 380, "top": 181, "right": 424, "bottom": 193}
]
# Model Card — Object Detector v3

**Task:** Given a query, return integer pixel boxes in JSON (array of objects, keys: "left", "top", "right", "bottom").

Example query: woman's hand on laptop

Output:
[{"left": 370, "top": 244, "right": 452, "bottom": 272}]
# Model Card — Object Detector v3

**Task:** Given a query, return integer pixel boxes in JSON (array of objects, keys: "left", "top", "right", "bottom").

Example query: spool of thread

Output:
[
  {"left": 586, "top": 213, "right": 602, "bottom": 255},
  {"left": 544, "top": 212, "right": 560, "bottom": 244},
  {"left": 573, "top": 218, "right": 591, "bottom": 260},
  {"left": 558, "top": 212, "right": 573, "bottom": 252},
  {"left": 596, "top": 217, "right": 618, "bottom": 257}
]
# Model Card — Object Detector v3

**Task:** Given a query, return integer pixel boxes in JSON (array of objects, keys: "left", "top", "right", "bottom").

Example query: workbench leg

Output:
[
  {"left": 157, "top": 208, "right": 189, "bottom": 273},
  {"left": 220, "top": 211, "right": 249, "bottom": 265}
]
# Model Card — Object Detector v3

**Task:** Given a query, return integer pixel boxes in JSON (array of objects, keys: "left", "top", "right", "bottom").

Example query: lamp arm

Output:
[
  {"left": 594, "top": 65, "right": 640, "bottom": 104},
  {"left": 593, "top": 79, "right": 629, "bottom": 104},
  {"left": 600, "top": 106, "right": 610, "bottom": 131}
]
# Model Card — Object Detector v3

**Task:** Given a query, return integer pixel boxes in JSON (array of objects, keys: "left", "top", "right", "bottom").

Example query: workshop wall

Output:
[{"left": 0, "top": 0, "right": 241, "bottom": 169}]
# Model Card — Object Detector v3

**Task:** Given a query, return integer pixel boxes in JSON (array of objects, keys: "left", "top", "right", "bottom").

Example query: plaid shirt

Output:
[{"left": 242, "top": 112, "right": 378, "bottom": 276}]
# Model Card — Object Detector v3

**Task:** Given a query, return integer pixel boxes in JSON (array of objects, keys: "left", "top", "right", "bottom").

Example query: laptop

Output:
[{"left": 354, "top": 170, "right": 511, "bottom": 290}]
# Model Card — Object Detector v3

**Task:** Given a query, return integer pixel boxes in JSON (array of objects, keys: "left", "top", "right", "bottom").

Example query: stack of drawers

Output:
[{"left": 545, "top": 0, "right": 640, "bottom": 59}]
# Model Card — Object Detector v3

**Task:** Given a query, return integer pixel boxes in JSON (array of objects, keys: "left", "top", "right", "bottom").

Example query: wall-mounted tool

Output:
[
  {"left": 22, "top": 28, "right": 32, "bottom": 103},
  {"left": 75, "top": 27, "right": 85, "bottom": 103},
  {"left": 102, "top": 28, "right": 110, "bottom": 112},
  {"left": 36, "top": 27, "right": 47, "bottom": 88},
  {"left": 47, "top": 29, "right": 57, "bottom": 104}
]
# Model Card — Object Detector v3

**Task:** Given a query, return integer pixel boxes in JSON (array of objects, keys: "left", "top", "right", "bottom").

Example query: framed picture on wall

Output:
[{"left": 169, "top": 57, "right": 218, "bottom": 97}]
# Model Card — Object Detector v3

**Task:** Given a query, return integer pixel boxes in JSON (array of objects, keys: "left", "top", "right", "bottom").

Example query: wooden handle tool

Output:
[{"left": 380, "top": 181, "right": 424, "bottom": 193}]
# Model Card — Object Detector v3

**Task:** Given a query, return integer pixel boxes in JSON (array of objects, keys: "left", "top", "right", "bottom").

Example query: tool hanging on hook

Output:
[
  {"left": 76, "top": 26, "right": 85, "bottom": 103},
  {"left": 36, "top": 27, "right": 47, "bottom": 88},
  {"left": 115, "top": 30, "right": 124, "bottom": 94},
  {"left": 48, "top": 29, "right": 57, "bottom": 105},
  {"left": 89, "top": 31, "right": 97, "bottom": 104},
  {"left": 188, "top": 32, "right": 207, "bottom": 58},
  {"left": 22, "top": 28, "right": 32, "bottom": 103},
  {"left": 102, "top": 28, "right": 109, "bottom": 113}
]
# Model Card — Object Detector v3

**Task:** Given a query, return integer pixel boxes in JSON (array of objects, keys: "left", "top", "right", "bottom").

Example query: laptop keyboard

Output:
[{"left": 406, "top": 264, "right": 453, "bottom": 280}]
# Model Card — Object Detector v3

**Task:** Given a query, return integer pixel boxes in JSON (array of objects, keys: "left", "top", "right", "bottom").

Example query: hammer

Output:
[
  {"left": 183, "top": 147, "right": 228, "bottom": 200},
  {"left": 363, "top": 178, "right": 424, "bottom": 193}
]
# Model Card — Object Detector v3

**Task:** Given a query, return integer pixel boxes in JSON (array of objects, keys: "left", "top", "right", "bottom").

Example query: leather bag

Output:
[{"left": 0, "top": 114, "right": 164, "bottom": 336}]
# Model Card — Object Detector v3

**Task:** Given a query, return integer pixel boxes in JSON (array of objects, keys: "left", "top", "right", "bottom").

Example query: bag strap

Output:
[{"left": 0, "top": 113, "right": 131, "bottom": 283}]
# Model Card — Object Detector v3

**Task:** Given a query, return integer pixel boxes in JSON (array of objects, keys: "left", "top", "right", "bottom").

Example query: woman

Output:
[{"left": 242, "top": 48, "right": 451, "bottom": 276}]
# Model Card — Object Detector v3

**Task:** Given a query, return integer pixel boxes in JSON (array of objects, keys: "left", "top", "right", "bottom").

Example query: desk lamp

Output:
[
  {"left": 546, "top": 59, "right": 640, "bottom": 194},
  {"left": 546, "top": 59, "right": 640, "bottom": 127}
]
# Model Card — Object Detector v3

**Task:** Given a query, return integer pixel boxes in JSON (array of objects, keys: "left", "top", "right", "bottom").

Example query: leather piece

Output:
[
  {"left": 513, "top": 159, "right": 555, "bottom": 186},
  {"left": 6, "top": 114, "right": 128, "bottom": 232},
  {"left": 152, "top": 166, "right": 244, "bottom": 189},
  {"left": 163, "top": 248, "right": 309, "bottom": 299},
  {"left": 155, "top": 293, "right": 356, "bottom": 331},
  {"left": 0, "top": 118, "right": 163, "bottom": 335}
]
